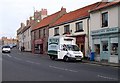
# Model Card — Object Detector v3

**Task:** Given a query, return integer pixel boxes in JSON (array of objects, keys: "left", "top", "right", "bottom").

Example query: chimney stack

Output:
[
  {"left": 41, "top": 9, "right": 47, "bottom": 15},
  {"left": 101, "top": 0, "right": 115, "bottom": 2},
  {"left": 26, "top": 20, "right": 29, "bottom": 26}
]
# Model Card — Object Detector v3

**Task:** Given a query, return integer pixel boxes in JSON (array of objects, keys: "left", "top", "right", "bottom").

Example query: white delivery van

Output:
[{"left": 47, "top": 36, "right": 83, "bottom": 61}]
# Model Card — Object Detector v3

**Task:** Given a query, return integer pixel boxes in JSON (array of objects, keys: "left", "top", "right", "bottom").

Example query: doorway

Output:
[
  {"left": 78, "top": 43, "right": 85, "bottom": 57},
  {"left": 101, "top": 40, "right": 109, "bottom": 61}
]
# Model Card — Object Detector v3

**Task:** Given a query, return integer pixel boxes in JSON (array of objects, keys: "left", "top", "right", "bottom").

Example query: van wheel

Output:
[
  {"left": 64, "top": 56, "right": 69, "bottom": 62},
  {"left": 50, "top": 56, "right": 55, "bottom": 60}
]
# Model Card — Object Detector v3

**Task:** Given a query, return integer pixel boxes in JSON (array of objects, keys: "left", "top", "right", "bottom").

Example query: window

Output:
[
  {"left": 110, "top": 38, "right": 118, "bottom": 55},
  {"left": 43, "top": 29, "right": 45, "bottom": 37},
  {"left": 39, "top": 30, "right": 41, "bottom": 38},
  {"left": 94, "top": 44, "right": 100, "bottom": 55},
  {"left": 76, "top": 22, "right": 83, "bottom": 32},
  {"left": 102, "top": 12, "right": 108, "bottom": 27},
  {"left": 34, "top": 31, "right": 36, "bottom": 40},
  {"left": 111, "top": 43, "right": 118, "bottom": 55},
  {"left": 54, "top": 27, "right": 59, "bottom": 36},
  {"left": 28, "top": 29, "right": 29, "bottom": 37},
  {"left": 64, "top": 25, "right": 70, "bottom": 34}
]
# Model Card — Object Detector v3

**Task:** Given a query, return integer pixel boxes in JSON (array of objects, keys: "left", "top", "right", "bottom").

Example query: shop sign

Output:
[
  {"left": 49, "top": 38, "right": 59, "bottom": 45},
  {"left": 35, "top": 39, "right": 43, "bottom": 44},
  {"left": 91, "top": 27, "right": 120, "bottom": 36}
]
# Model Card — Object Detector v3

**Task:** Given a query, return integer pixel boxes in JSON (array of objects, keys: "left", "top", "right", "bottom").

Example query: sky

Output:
[{"left": 0, "top": 0, "right": 101, "bottom": 39}]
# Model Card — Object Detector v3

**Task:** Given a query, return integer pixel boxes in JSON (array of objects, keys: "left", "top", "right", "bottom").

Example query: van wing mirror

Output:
[{"left": 63, "top": 48, "right": 67, "bottom": 51}]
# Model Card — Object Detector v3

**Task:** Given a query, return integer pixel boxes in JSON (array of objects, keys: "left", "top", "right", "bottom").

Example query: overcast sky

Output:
[{"left": 0, "top": 0, "right": 101, "bottom": 39}]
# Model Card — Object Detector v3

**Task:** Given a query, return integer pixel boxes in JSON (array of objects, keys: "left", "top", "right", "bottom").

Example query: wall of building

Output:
[
  {"left": 23, "top": 27, "right": 31, "bottom": 51},
  {"left": 18, "top": 34, "right": 22, "bottom": 50},
  {"left": 0, "top": 39, "right": 2, "bottom": 46},
  {"left": 49, "top": 19, "right": 88, "bottom": 37},
  {"left": 118, "top": 5, "right": 120, "bottom": 27},
  {"left": 90, "top": 5, "right": 119, "bottom": 47},
  {"left": 90, "top": 6, "right": 119, "bottom": 31},
  {"left": 49, "top": 18, "right": 89, "bottom": 56},
  {"left": 90, "top": 5, "right": 120, "bottom": 63},
  {"left": 118, "top": 5, "right": 120, "bottom": 62}
]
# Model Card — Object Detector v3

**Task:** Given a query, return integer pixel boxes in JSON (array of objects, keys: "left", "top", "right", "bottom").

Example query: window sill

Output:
[
  {"left": 63, "top": 32, "right": 70, "bottom": 35},
  {"left": 75, "top": 30, "right": 84, "bottom": 33},
  {"left": 54, "top": 34, "right": 60, "bottom": 36}
]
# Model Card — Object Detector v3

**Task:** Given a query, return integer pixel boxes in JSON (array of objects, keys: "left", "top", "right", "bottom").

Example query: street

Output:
[{"left": 1, "top": 48, "right": 119, "bottom": 81}]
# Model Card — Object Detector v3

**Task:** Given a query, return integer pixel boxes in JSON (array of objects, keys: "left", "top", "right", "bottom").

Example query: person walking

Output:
[{"left": 87, "top": 46, "right": 91, "bottom": 60}]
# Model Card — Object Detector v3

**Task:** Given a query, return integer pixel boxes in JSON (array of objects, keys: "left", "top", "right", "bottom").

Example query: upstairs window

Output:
[
  {"left": 54, "top": 27, "right": 59, "bottom": 36},
  {"left": 43, "top": 29, "right": 45, "bottom": 37},
  {"left": 64, "top": 25, "right": 70, "bottom": 34},
  {"left": 34, "top": 31, "right": 36, "bottom": 40},
  {"left": 102, "top": 12, "right": 108, "bottom": 27},
  {"left": 76, "top": 22, "right": 83, "bottom": 32},
  {"left": 39, "top": 30, "right": 41, "bottom": 38}
]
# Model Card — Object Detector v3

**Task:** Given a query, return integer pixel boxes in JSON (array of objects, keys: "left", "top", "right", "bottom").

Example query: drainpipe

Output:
[{"left": 87, "top": 17, "right": 90, "bottom": 50}]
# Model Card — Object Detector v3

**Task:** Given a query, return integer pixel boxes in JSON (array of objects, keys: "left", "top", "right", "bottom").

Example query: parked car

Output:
[{"left": 2, "top": 45, "right": 11, "bottom": 53}]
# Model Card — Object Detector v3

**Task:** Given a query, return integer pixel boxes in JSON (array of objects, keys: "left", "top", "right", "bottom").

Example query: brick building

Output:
[{"left": 31, "top": 7, "right": 66, "bottom": 54}]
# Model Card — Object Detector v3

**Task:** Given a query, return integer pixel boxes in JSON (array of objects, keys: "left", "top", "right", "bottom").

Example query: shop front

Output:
[
  {"left": 34, "top": 39, "right": 43, "bottom": 54},
  {"left": 91, "top": 27, "right": 120, "bottom": 63}
]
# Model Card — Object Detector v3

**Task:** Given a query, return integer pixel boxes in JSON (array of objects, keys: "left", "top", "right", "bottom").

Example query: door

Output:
[
  {"left": 58, "top": 44, "right": 67, "bottom": 59},
  {"left": 78, "top": 43, "right": 85, "bottom": 56},
  {"left": 101, "top": 39, "right": 109, "bottom": 61},
  {"left": 40, "top": 44, "right": 43, "bottom": 54}
]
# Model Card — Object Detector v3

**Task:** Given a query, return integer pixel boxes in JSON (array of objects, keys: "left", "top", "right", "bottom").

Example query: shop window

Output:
[
  {"left": 35, "top": 44, "right": 40, "bottom": 50},
  {"left": 34, "top": 44, "right": 41, "bottom": 54},
  {"left": 111, "top": 43, "right": 118, "bottom": 55},
  {"left": 94, "top": 44, "right": 100, "bottom": 55}
]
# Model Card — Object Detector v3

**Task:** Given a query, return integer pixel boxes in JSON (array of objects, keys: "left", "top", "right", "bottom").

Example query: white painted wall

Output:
[
  {"left": 23, "top": 27, "right": 31, "bottom": 51},
  {"left": 18, "top": 33, "right": 22, "bottom": 51},
  {"left": 118, "top": 5, "right": 120, "bottom": 27},
  {"left": 49, "top": 19, "right": 88, "bottom": 37},
  {"left": 90, "top": 6, "right": 119, "bottom": 31}
]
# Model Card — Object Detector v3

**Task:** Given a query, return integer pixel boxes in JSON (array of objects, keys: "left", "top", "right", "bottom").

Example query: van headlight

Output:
[{"left": 67, "top": 53, "right": 72, "bottom": 56}]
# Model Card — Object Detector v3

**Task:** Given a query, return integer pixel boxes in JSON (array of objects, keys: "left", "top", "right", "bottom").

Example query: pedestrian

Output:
[
  {"left": 87, "top": 46, "right": 91, "bottom": 60},
  {"left": 21, "top": 46, "right": 23, "bottom": 52},
  {"left": 23, "top": 46, "right": 25, "bottom": 52}
]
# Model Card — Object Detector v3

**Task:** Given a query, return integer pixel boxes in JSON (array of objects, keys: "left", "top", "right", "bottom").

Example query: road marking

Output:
[
  {"left": 26, "top": 60, "right": 34, "bottom": 64},
  {"left": 6, "top": 54, "right": 12, "bottom": 57},
  {"left": 14, "top": 57, "right": 22, "bottom": 61},
  {"left": 34, "top": 62, "right": 41, "bottom": 65},
  {"left": 98, "top": 75, "right": 118, "bottom": 80},
  {"left": 49, "top": 65, "right": 78, "bottom": 73},
  {"left": 26, "top": 60, "right": 41, "bottom": 65}
]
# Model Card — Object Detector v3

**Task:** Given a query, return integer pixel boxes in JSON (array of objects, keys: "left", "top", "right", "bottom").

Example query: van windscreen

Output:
[{"left": 66, "top": 45, "right": 79, "bottom": 51}]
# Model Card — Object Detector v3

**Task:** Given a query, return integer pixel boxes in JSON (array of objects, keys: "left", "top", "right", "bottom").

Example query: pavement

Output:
[{"left": 82, "top": 59, "right": 120, "bottom": 68}]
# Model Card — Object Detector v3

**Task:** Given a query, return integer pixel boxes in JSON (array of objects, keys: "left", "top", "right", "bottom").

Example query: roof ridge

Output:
[{"left": 44, "top": 10, "right": 61, "bottom": 19}]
